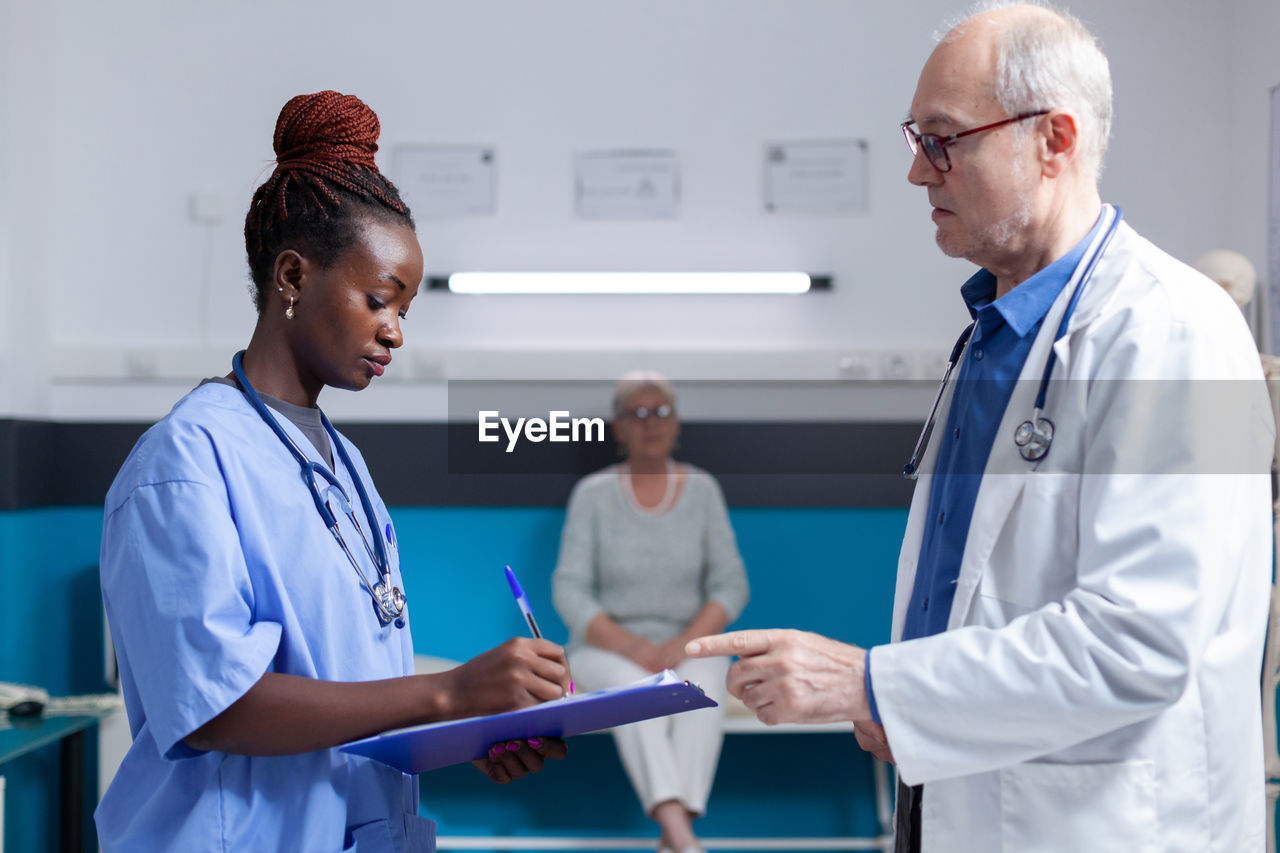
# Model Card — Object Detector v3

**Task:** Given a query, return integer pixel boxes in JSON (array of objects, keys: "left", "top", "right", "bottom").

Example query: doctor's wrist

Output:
[{"left": 847, "top": 644, "right": 874, "bottom": 725}]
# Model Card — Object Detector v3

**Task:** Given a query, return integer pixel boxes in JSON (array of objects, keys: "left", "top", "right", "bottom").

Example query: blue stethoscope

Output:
[
  {"left": 904, "top": 205, "right": 1123, "bottom": 479},
  {"left": 233, "top": 351, "right": 406, "bottom": 628}
]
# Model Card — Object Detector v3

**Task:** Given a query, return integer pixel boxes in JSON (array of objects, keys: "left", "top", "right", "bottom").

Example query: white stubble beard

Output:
[{"left": 935, "top": 157, "right": 1033, "bottom": 263}]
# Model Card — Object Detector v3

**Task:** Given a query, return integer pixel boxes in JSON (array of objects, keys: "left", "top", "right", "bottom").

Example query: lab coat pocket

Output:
[
  {"left": 999, "top": 759, "right": 1157, "bottom": 853},
  {"left": 972, "top": 593, "right": 1032, "bottom": 627},
  {"left": 984, "top": 472, "right": 1080, "bottom": 608}
]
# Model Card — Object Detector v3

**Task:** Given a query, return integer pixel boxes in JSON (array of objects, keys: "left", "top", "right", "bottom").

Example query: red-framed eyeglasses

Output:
[{"left": 901, "top": 110, "right": 1051, "bottom": 172}]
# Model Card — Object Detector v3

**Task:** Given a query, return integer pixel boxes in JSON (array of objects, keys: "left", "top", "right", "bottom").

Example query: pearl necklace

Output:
[{"left": 621, "top": 459, "right": 678, "bottom": 515}]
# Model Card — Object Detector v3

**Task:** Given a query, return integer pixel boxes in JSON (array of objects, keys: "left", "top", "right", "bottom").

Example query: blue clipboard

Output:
[{"left": 340, "top": 670, "right": 716, "bottom": 774}]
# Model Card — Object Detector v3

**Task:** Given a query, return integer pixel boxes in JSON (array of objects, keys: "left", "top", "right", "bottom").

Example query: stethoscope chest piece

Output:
[
  {"left": 902, "top": 206, "right": 1122, "bottom": 477},
  {"left": 1014, "top": 415, "right": 1054, "bottom": 462},
  {"left": 372, "top": 577, "right": 407, "bottom": 629}
]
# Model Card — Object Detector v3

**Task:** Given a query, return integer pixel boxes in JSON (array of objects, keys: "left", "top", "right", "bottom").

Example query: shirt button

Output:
[
  {"left": 922, "top": 597, "right": 930, "bottom": 611},
  {"left": 974, "top": 348, "right": 985, "bottom": 361},
  {"left": 937, "top": 510, "right": 946, "bottom": 525},
  {"left": 953, "top": 427, "right": 961, "bottom": 440}
]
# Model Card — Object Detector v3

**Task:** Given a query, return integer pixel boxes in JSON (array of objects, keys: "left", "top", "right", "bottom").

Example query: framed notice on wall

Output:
[
  {"left": 764, "top": 140, "right": 869, "bottom": 215},
  {"left": 574, "top": 150, "right": 680, "bottom": 220},
  {"left": 393, "top": 145, "right": 496, "bottom": 219}
]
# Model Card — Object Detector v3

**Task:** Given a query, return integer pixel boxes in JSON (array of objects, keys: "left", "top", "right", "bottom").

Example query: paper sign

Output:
[
  {"left": 575, "top": 150, "right": 680, "bottom": 220},
  {"left": 394, "top": 145, "right": 496, "bottom": 218},
  {"left": 764, "top": 140, "right": 868, "bottom": 215}
]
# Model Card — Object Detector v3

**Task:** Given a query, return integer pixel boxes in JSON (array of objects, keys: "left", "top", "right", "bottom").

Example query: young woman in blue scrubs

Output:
[{"left": 95, "top": 91, "right": 570, "bottom": 852}]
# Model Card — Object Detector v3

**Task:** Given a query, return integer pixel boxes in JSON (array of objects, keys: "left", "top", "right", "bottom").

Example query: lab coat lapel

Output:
[
  {"left": 945, "top": 207, "right": 1124, "bottom": 630},
  {"left": 893, "top": 339, "right": 969, "bottom": 641},
  {"left": 1061, "top": 220, "right": 1136, "bottom": 334}
]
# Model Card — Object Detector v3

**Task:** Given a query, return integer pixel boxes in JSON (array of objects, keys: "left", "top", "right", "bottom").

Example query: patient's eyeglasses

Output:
[
  {"left": 623, "top": 404, "right": 675, "bottom": 422},
  {"left": 901, "top": 110, "right": 1050, "bottom": 173}
]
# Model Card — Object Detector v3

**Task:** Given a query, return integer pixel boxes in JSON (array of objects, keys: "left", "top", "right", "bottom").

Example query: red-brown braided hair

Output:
[{"left": 243, "top": 91, "right": 414, "bottom": 311}]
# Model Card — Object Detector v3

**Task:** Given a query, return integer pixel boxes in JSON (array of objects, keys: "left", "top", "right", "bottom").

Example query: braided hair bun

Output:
[
  {"left": 244, "top": 91, "right": 414, "bottom": 311},
  {"left": 273, "top": 91, "right": 381, "bottom": 184}
]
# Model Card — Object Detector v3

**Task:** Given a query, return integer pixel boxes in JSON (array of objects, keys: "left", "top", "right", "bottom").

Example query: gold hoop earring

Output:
[{"left": 285, "top": 296, "right": 295, "bottom": 320}]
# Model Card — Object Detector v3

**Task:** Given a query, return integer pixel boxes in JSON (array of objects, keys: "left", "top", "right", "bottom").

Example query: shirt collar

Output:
[{"left": 958, "top": 213, "right": 1106, "bottom": 339}]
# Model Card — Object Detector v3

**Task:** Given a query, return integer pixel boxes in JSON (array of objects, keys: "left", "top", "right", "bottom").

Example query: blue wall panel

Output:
[
  {"left": 0, "top": 508, "right": 106, "bottom": 692},
  {"left": 1, "top": 507, "right": 107, "bottom": 853},
  {"left": 1, "top": 504, "right": 907, "bottom": 851},
  {"left": 396, "top": 506, "right": 904, "bottom": 660}
]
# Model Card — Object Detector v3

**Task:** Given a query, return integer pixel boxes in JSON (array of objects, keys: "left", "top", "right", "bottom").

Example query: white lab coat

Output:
[{"left": 870, "top": 212, "right": 1274, "bottom": 853}]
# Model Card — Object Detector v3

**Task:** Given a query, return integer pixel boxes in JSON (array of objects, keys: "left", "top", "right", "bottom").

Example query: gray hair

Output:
[
  {"left": 940, "top": 1, "right": 1113, "bottom": 183},
  {"left": 611, "top": 370, "right": 676, "bottom": 419}
]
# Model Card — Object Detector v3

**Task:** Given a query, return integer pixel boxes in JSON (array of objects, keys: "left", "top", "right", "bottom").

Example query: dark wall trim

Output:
[
  {"left": 0, "top": 419, "right": 919, "bottom": 510},
  {"left": 0, "top": 421, "right": 151, "bottom": 510}
]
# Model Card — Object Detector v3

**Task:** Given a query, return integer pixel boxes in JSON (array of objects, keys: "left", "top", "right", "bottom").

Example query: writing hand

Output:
[{"left": 443, "top": 637, "right": 570, "bottom": 719}]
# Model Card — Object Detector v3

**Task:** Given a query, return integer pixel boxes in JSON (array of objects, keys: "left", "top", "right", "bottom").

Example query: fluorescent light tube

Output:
[{"left": 445, "top": 272, "right": 813, "bottom": 295}]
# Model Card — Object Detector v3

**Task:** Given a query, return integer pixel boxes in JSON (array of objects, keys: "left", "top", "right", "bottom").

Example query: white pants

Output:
[{"left": 568, "top": 645, "right": 730, "bottom": 816}]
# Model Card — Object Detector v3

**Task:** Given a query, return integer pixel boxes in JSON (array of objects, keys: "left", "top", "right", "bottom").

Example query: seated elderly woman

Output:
[{"left": 552, "top": 372, "right": 749, "bottom": 853}]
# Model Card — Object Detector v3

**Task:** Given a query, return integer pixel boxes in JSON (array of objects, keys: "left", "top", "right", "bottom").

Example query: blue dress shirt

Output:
[{"left": 866, "top": 216, "right": 1104, "bottom": 724}]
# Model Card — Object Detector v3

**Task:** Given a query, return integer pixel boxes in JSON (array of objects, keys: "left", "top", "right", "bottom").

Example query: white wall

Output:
[
  {"left": 0, "top": 0, "right": 1268, "bottom": 420},
  {"left": 3, "top": 0, "right": 60, "bottom": 418},
  {"left": 1229, "top": 0, "right": 1280, "bottom": 343}
]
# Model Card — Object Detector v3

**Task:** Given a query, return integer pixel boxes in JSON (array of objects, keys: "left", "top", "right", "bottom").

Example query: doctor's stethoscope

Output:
[
  {"left": 233, "top": 351, "right": 406, "bottom": 628},
  {"left": 903, "top": 205, "right": 1122, "bottom": 479}
]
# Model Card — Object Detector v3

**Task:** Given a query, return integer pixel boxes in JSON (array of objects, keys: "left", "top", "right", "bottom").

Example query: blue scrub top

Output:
[{"left": 97, "top": 382, "right": 432, "bottom": 852}]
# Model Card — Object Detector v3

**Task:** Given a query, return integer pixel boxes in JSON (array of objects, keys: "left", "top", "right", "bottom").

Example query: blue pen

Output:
[
  {"left": 504, "top": 565, "right": 573, "bottom": 694},
  {"left": 504, "top": 564, "right": 543, "bottom": 639}
]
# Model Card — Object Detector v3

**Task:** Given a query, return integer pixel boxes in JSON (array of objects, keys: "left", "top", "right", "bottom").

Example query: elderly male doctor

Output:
[{"left": 688, "top": 4, "right": 1274, "bottom": 852}]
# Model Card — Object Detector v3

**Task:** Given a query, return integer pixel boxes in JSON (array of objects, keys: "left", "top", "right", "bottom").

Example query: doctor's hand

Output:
[
  {"left": 442, "top": 637, "right": 571, "bottom": 719},
  {"left": 471, "top": 736, "right": 568, "bottom": 784},
  {"left": 854, "top": 721, "right": 895, "bottom": 765},
  {"left": 685, "top": 629, "right": 871, "bottom": 726}
]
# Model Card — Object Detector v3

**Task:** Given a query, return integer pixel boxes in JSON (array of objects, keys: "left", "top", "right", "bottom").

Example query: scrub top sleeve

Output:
[{"left": 102, "top": 479, "right": 282, "bottom": 760}]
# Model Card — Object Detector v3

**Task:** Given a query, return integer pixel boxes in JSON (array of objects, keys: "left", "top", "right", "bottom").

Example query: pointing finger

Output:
[{"left": 685, "top": 629, "right": 779, "bottom": 659}]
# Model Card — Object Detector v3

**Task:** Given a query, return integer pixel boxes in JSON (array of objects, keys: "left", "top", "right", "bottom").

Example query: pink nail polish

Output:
[
  {"left": 506, "top": 742, "right": 521, "bottom": 752},
  {"left": 527, "top": 737, "right": 543, "bottom": 749},
  {"left": 489, "top": 744, "right": 504, "bottom": 758}
]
